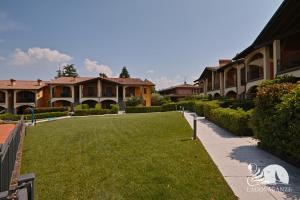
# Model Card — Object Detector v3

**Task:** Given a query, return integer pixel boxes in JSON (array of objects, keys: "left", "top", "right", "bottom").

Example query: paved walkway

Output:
[{"left": 184, "top": 112, "right": 300, "bottom": 200}]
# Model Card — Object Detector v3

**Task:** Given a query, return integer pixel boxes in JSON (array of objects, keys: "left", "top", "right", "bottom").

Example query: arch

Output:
[
  {"left": 0, "top": 106, "right": 5, "bottom": 113},
  {"left": 81, "top": 100, "right": 98, "bottom": 108},
  {"left": 213, "top": 93, "right": 221, "bottom": 99},
  {"left": 101, "top": 100, "right": 116, "bottom": 109},
  {"left": 0, "top": 91, "right": 5, "bottom": 103},
  {"left": 246, "top": 86, "right": 258, "bottom": 99},
  {"left": 247, "top": 53, "right": 264, "bottom": 81},
  {"left": 225, "top": 91, "right": 237, "bottom": 99},
  {"left": 52, "top": 100, "right": 72, "bottom": 107},
  {"left": 16, "top": 91, "right": 35, "bottom": 103},
  {"left": 16, "top": 105, "right": 34, "bottom": 114}
]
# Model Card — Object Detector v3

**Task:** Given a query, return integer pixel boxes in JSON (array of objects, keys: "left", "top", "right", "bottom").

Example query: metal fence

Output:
[{"left": 0, "top": 118, "right": 24, "bottom": 192}]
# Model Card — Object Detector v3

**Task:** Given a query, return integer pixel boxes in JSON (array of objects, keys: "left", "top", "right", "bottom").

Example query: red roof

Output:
[
  {"left": 49, "top": 77, "right": 95, "bottom": 85},
  {"left": 0, "top": 80, "right": 48, "bottom": 90},
  {"left": 101, "top": 77, "right": 155, "bottom": 86}
]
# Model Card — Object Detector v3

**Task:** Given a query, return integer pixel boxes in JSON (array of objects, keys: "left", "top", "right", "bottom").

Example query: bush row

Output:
[
  {"left": 74, "top": 105, "right": 119, "bottom": 116},
  {"left": 24, "top": 107, "right": 69, "bottom": 114},
  {"left": 0, "top": 112, "right": 69, "bottom": 121},
  {"left": 125, "top": 106, "right": 161, "bottom": 113}
]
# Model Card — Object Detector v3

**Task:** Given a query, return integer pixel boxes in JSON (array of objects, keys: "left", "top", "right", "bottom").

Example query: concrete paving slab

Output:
[{"left": 184, "top": 112, "right": 300, "bottom": 200}]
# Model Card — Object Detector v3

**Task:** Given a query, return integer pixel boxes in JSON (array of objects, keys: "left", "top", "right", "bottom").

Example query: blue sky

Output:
[{"left": 0, "top": 0, "right": 282, "bottom": 89}]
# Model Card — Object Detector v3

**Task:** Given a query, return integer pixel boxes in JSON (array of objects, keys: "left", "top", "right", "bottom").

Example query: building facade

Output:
[
  {"left": 159, "top": 82, "right": 201, "bottom": 101},
  {"left": 195, "top": 0, "right": 300, "bottom": 99},
  {"left": 0, "top": 76, "right": 154, "bottom": 114}
]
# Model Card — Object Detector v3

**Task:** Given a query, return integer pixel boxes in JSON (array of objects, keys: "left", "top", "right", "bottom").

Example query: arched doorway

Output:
[
  {"left": 16, "top": 105, "right": 33, "bottom": 114},
  {"left": 213, "top": 93, "right": 221, "bottom": 99},
  {"left": 81, "top": 100, "right": 98, "bottom": 108},
  {"left": 101, "top": 100, "right": 116, "bottom": 109},
  {"left": 246, "top": 86, "right": 258, "bottom": 99},
  {"left": 226, "top": 91, "right": 237, "bottom": 99}
]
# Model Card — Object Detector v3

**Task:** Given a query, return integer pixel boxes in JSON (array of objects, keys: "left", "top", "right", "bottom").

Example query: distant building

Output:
[
  {"left": 159, "top": 82, "right": 201, "bottom": 101},
  {"left": 0, "top": 76, "right": 155, "bottom": 114}
]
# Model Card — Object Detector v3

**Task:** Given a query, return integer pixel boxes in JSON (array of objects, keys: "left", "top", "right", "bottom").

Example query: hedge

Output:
[
  {"left": 176, "top": 101, "right": 196, "bottom": 112},
  {"left": 194, "top": 100, "right": 219, "bottom": 119},
  {"left": 125, "top": 106, "right": 161, "bottom": 113},
  {"left": 161, "top": 103, "right": 177, "bottom": 112},
  {"left": 219, "top": 99, "right": 255, "bottom": 111},
  {"left": 74, "top": 109, "right": 113, "bottom": 116},
  {"left": 210, "top": 108, "right": 252, "bottom": 136},
  {"left": 0, "top": 112, "right": 69, "bottom": 121},
  {"left": 251, "top": 81, "right": 300, "bottom": 166},
  {"left": 24, "top": 107, "right": 68, "bottom": 114}
]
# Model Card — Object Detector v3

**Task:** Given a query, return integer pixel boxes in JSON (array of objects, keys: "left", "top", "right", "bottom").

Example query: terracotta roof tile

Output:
[
  {"left": 101, "top": 77, "right": 155, "bottom": 86},
  {"left": 0, "top": 80, "right": 48, "bottom": 90},
  {"left": 49, "top": 77, "right": 95, "bottom": 85}
]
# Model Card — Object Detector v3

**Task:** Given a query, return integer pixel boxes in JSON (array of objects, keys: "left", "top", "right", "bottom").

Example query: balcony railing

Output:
[
  {"left": 214, "top": 83, "right": 220, "bottom": 90},
  {"left": 53, "top": 92, "right": 72, "bottom": 98},
  {"left": 16, "top": 97, "right": 35, "bottom": 103}
]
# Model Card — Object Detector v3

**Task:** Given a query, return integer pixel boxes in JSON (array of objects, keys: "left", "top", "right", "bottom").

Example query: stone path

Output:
[{"left": 184, "top": 112, "right": 300, "bottom": 200}]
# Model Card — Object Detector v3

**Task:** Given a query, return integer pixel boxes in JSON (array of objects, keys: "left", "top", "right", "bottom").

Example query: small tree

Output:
[
  {"left": 61, "top": 64, "right": 79, "bottom": 77},
  {"left": 119, "top": 66, "right": 130, "bottom": 78},
  {"left": 99, "top": 73, "right": 107, "bottom": 78}
]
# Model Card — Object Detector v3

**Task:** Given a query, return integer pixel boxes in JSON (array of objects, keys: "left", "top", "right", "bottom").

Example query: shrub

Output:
[
  {"left": 24, "top": 107, "right": 68, "bottom": 114},
  {"left": 161, "top": 103, "right": 177, "bottom": 112},
  {"left": 74, "top": 109, "right": 111, "bottom": 116},
  {"left": 110, "top": 105, "right": 119, "bottom": 114},
  {"left": 194, "top": 100, "right": 219, "bottom": 119},
  {"left": 82, "top": 104, "right": 89, "bottom": 109},
  {"left": 251, "top": 81, "right": 300, "bottom": 166},
  {"left": 0, "top": 113, "right": 21, "bottom": 121},
  {"left": 25, "top": 112, "right": 69, "bottom": 120},
  {"left": 177, "top": 101, "right": 195, "bottom": 112},
  {"left": 219, "top": 99, "right": 255, "bottom": 111},
  {"left": 125, "top": 106, "right": 161, "bottom": 113},
  {"left": 210, "top": 108, "right": 252, "bottom": 136},
  {"left": 95, "top": 103, "right": 102, "bottom": 110},
  {"left": 151, "top": 93, "right": 171, "bottom": 106},
  {"left": 126, "top": 96, "right": 143, "bottom": 107}
]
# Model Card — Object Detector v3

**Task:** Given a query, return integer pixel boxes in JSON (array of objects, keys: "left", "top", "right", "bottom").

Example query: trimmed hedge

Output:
[
  {"left": 194, "top": 100, "right": 220, "bottom": 119},
  {"left": 24, "top": 107, "right": 68, "bottom": 114},
  {"left": 125, "top": 106, "right": 161, "bottom": 113},
  {"left": 177, "top": 101, "right": 196, "bottom": 112},
  {"left": 161, "top": 103, "right": 177, "bottom": 112},
  {"left": 210, "top": 108, "right": 252, "bottom": 136},
  {"left": 219, "top": 99, "right": 255, "bottom": 111},
  {"left": 25, "top": 112, "right": 69, "bottom": 120},
  {"left": 0, "top": 113, "right": 21, "bottom": 121},
  {"left": 74, "top": 109, "right": 113, "bottom": 116}
]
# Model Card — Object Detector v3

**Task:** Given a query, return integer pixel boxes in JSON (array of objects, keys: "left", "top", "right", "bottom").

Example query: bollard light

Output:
[{"left": 193, "top": 114, "right": 197, "bottom": 140}]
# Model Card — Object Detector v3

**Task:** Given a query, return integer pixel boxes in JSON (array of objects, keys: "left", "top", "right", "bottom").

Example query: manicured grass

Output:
[{"left": 21, "top": 112, "right": 236, "bottom": 200}]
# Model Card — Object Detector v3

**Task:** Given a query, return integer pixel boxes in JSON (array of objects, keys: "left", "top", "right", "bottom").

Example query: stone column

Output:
[
  {"left": 79, "top": 85, "right": 82, "bottom": 103},
  {"left": 71, "top": 86, "right": 75, "bottom": 103},
  {"left": 237, "top": 65, "right": 241, "bottom": 95},
  {"left": 273, "top": 40, "right": 281, "bottom": 76},
  {"left": 211, "top": 71, "right": 215, "bottom": 91},
  {"left": 263, "top": 46, "right": 270, "bottom": 80},
  {"left": 123, "top": 86, "right": 126, "bottom": 100},
  {"left": 116, "top": 85, "right": 119, "bottom": 99},
  {"left": 97, "top": 79, "right": 101, "bottom": 97}
]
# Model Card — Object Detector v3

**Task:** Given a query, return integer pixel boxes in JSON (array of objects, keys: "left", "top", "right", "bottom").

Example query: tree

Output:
[
  {"left": 119, "top": 66, "right": 130, "bottom": 78},
  {"left": 56, "top": 68, "right": 63, "bottom": 78},
  {"left": 99, "top": 73, "right": 107, "bottom": 78},
  {"left": 59, "top": 64, "right": 79, "bottom": 77}
]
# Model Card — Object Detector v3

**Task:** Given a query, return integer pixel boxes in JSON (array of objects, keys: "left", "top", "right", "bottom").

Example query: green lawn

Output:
[{"left": 21, "top": 112, "right": 236, "bottom": 200}]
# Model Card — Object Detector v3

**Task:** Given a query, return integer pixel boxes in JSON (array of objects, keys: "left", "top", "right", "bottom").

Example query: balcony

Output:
[
  {"left": 247, "top": 66, "right": 264, "bottom": 82},
  {"left": 52, "top": 86, "right": 72, "bottom": 98},
  {"left": 82, "top": 86, "right": 98, "bottom": 98},
  {"left": 226, "top": 80, "right": 236, "bottom": 88},
  {"left": 213, "top": 83, "right": 220, "bottom": 90},
  {"left": 16, "top": 91, "right": 35, "bottom": 103}
]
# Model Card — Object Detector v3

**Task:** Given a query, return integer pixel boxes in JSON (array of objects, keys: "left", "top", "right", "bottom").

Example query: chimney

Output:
[
  {"left": 37, "top": 79, "right": 42, "bottom": 86},
  {"left": 219, "top": 59, "right": 231, "bottom": 67},
  {"left": 10, "top": 79, "right": 16, "bottom": 86}
]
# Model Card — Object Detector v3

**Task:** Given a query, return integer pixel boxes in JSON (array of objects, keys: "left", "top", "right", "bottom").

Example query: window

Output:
[
  {"left": 87, "top": 86, "right": 95, "bottom": 97},
  {"left": 280, "top": 33, "right": 300, "bottom": 72},
  {"left": 105, "top": 87, "right": 113, "bottom": 97},
  {"left": 240, "top": 67, "right": 246, "bottom": 85},
  {"left": 144, "top": 88, "right": 147, "bottom": 95},
  {"left": 0, "top": 92, "right": 5, "bottom": 102}
]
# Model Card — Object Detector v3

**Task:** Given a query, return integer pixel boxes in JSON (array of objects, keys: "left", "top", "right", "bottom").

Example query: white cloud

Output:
[
  {"left": 10, "top": 47, "right": 73, "bottom": 66},
  {"left": 151, "top": 75, "right": 182, "bottom": 90},
  {"left": 84, "top": 58, "right": 113, "bottom": 77}
]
